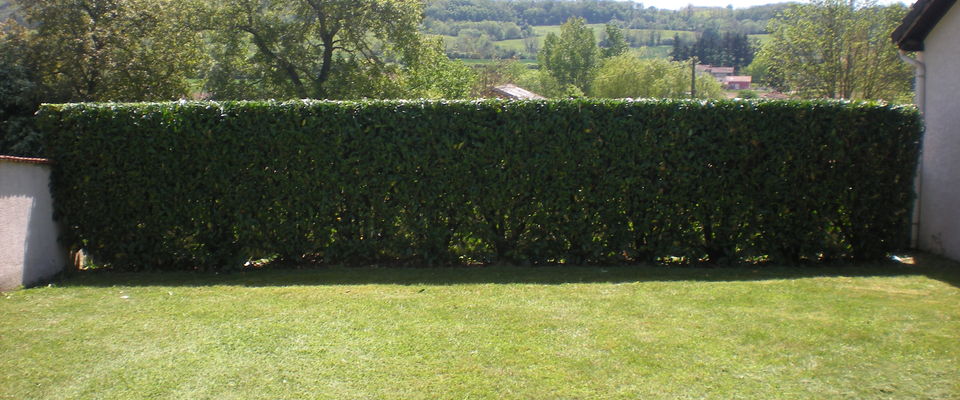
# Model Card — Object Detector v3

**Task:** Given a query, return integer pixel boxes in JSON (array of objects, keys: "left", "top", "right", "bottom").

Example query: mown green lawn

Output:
[{"left": 2, "top": 254, "right": 958, "bottom": 399}]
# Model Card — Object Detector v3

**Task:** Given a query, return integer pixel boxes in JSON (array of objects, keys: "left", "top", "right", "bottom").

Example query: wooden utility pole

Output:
[{"left": 691, "top": 57, "right": 698, "bottom": 99}]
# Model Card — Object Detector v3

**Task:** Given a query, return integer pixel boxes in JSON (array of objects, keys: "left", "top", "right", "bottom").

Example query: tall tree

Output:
[
  {"left": 16, "top": 0, "right": 205, "bottom": 101},
  {"left": 671, "top": 33, "right": 688, "bottom": 60},
  {"left": 755, "top": 0, "right": 911, "bottom": 100},
  {"left": 538, "top": 17, "right": 598, "bottom": 93},
  {"left": 207, "top": 0, "right": 424, "bottom": 100},
  {"left": 0, "top": 19, "right": 43, "bottom": 156},
  {"left": 599, "top": 23, "right": 628, "bottom": 58},
  {"left": 670, "top": 29, "right": 755, "bottom": 71},
  {"left": 399, "top": 37, "right": 476, "bottom": 99}
]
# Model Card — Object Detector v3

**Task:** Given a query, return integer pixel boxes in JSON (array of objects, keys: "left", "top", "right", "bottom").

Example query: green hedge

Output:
[{"left": 39, "top": 99, "right": 921, "bottom": 270}]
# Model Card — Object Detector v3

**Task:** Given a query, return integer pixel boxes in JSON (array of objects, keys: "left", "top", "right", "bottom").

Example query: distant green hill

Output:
[
  {"left": 424, "top": 0, "right": 792, "bottom": 34},
  {"left": 424, "top": 0, "right": 788, "bottom": 65},
  {"left": 438, "top": 23, "right": 702, "bottom": 64}
]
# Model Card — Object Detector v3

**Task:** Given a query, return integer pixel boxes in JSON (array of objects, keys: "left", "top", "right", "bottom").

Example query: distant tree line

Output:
[
  {"left": 425, "top": 0, "right": 790, "bottom": 34},
  {"left": 670, "top": 29, "right": 755, "bottom": 71},
  {"left": 422, "top": 19, "right": 531, "bottom": 41}
]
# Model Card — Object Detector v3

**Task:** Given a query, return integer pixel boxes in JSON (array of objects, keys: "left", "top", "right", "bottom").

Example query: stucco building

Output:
[
  {"left": 892, "top": 0, "right": 960, "bottom": 260},
  {"left": 0, "top": 156, "right": 67, "bottom": 290}
]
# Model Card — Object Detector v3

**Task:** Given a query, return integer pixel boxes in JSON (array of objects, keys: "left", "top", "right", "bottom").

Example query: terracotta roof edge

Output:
[{"left": 0, "top": 155, "right": 53, "bottom": 165}]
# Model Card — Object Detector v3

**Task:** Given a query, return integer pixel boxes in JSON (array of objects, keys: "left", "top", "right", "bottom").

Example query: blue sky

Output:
[{"left": 636, "top": 0, "right": 911, "bottom": 10}]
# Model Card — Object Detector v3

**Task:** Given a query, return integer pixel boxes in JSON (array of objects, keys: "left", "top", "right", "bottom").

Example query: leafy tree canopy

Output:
[
  {"left": 671, "top": 28, "right": 755, "bottom": 71},
  {"left": 0, "top": 20, "right": 42, "bottom": 156},
  {"left": 205, "top": 0, "right": 424, "bottom": 100},
  {"left": 600, "top": 23, "right": 628, "bottom": 59},
  {"left": 755, "top": 0, "right": 911, "bottom": 100},
  {"left": 398, "top": 36, "right": 476, "bottom": 99},
  {"left": 16, "top": 0, "right": 205, "bottom": 101},
  {"left": 539, "top": 17, "right": 598, "bottom": 93},
  {"left": 592, "top": 53, "right": 724, "bottom": 99}
]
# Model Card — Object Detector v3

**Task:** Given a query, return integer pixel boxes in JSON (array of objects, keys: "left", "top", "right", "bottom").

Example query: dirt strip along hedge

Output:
[{"left": 39, "top": 99, "right": 921, "bottom": 270}]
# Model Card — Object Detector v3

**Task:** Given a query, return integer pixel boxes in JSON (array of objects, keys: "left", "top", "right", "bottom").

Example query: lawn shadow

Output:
[
  {"left": 54, "top": 252, "right": 960, "bottom": 289},
  {"left": 913, "top": 253, "right": 960, "bottom": 288}
]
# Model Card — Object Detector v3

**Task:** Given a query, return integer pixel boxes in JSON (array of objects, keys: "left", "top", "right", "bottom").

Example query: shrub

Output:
[
  {"left": 591, "top": 55, "right": 724, "bottom": 99},
  {"left": 38, "top": 99, "right": 921, "bottom": 270}
]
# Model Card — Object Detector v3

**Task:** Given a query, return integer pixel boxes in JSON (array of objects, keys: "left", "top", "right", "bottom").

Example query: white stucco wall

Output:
[
  {"left": 917, "top": 5, "right": 960, "bottom": 260},
  {"left": 0, "top": 157, "right": 66, "bottom": 290}
]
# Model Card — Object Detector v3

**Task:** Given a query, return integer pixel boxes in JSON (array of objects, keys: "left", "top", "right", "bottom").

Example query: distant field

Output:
[
  {"left": 452, "top": 48, "right": 670, "bottom": 66},
  {"left": 492, "top": 37, "right": 527, "bottom": 52},
  {"left": 636, "top": 45, "right": 673, "bottom": 59},
  {"left": 457, "top": 58, "right": 537, "bottom": 66},
  {"left": 531, "top": 24, "right": 697, "bottom": 45},
  {"left": 748, "top": 33, "right": 772, "bottom": 44},
  {"left": 439, "top": 23, "right": 766, "bottom": 65},
  {"left": 442, "top": 23, "right": 699, "bottom": 62}
]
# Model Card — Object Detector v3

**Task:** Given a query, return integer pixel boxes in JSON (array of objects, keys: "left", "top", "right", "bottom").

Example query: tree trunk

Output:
[
  {"left": 244, "top": 27, "right": 308, "bottom": 99},
  {"left": 315, "top": 34, "right": 336, "bottom": 99}
]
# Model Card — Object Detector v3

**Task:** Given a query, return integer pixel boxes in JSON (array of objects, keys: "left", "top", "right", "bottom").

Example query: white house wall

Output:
[
  {"left": 918, "top": 4, "right": 960, "bottom": 260},
  {"left": 0, "top": 158, "right": 66, "bottom": 290}
]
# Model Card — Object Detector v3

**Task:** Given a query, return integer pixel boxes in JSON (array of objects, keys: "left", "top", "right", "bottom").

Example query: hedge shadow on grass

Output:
[{"left": 54, "top": 252, "right": 960, "bottom": 289}]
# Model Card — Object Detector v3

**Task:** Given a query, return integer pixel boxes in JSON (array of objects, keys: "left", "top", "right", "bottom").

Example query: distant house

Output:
[
  {"left": 707, "top": 66, "right": 735, "bottom": 79},
  {"left": 723, "top": 76, "right": 752, "bottom": 90},
  {"left": 892, "top": 0, "right": 960, "bottom": 260},
  {"left": 696, "top": 65, "right": 735, "bottom": 80},
  {"left": 484, "top": 84, "right": 545, "bottom": 100},
  {"left": 696, "top": 65, "right": 749, "bottom": 89}
]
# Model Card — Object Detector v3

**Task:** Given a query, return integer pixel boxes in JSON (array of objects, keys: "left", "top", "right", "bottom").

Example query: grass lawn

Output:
[{"left": 2, "top": 254, "right": 958, "bottom": 399}]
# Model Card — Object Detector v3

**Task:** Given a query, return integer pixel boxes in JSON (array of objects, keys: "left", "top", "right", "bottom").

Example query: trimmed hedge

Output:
[{"left": 39, "top": 99, "right": 921, "bottom": 270}]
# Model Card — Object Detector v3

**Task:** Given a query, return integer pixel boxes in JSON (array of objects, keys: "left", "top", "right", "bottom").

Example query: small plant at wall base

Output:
[{"left": 38, "top": 99, "right": 921, "bottom": 271}]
